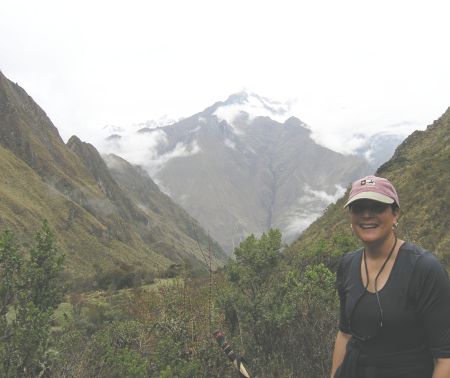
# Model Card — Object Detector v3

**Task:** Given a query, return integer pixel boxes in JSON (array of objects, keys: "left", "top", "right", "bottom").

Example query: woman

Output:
[{"left": 331, "top": 175, "right": 450, "bottom": 378}]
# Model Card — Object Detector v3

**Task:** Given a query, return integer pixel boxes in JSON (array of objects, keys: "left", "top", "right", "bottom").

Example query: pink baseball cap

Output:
[{"left": 344, "top": 175, "right": 400, "bottom": 208}]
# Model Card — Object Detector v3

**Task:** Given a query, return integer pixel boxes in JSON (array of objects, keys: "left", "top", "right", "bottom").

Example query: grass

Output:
[{"left": 53, "top": 278, "right": 178, "bottom": 328}]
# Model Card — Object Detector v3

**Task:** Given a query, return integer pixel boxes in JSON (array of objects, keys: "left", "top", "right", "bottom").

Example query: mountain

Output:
[
  {"left": 354, "top": 132, "right": 405, "bottom": 171},
  {"left": 0, "top": 71, "right": 227, "bottom": 283},
  {"left": 102, "top": 153, "right": 225, "bottom": 264},
  {"left": 102, "top": 91, "right": 374, "bottom": 253},
  {"left": 292, "top": 107, "right": 450, "bottom": 267}
]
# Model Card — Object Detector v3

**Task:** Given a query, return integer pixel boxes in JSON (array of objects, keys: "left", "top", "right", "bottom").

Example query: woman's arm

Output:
[
  {"left": 411, "top": 253, "right": 450, "bottom": 374},
  {"left": 433, "top": 358, "right": 450, "bottom": 378},
  {"left": 330, "top": 331, "right": 351, "bottom": 378}
]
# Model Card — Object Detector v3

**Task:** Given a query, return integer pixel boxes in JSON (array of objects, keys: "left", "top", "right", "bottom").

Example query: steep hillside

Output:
[
  {"left": 103, "top": 154, "right": 225, "bottom": 264},
  {"left": 292, "top": 107, "right": 450, "bottom": 267},
  {"left": 0, "top": 72, "right": 101, "bottom": 204},
  {"left": 0, "top": 71, "right": 226, "bottom": 282},
  {"left": 0, "top": 141, "right": 170, "bottom": 281}
]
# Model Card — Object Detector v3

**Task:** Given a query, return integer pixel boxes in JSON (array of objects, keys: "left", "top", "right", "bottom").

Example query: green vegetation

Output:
[
  {"left": 1, "top": 71, "right": 448, "bottom": 377},
  {"left": 1, "top": 224, "right": 342, "bottom": 377},
  {"left": 3, "top": 141, "right": 450, "bottom": 376},
  {"left": 0, "top": 221, "right": 64, "bottom": 377},
  {"left": 219, "top": 229, "right": 339, "bottom": 377}
]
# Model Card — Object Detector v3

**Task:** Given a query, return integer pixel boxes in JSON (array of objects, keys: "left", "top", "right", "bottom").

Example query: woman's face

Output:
[{"left": 349, "top": 199, "right": 399, "bottom": 246}]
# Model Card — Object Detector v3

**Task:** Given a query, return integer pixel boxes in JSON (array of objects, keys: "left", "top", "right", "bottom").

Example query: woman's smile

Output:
[
  {"left": 358, "top": 223, "right": 378, "bottom": 229},
  {"left": 350, "top": 199, "right": 398, "bottom": 245}
]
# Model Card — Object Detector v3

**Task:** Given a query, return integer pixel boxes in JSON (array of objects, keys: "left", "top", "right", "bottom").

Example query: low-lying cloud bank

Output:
[
  {"left": 283, "top": 184, "right": 346, "bottom": 239},
  {"left": 99, "top": 126, "right": 201, "bottom": 175}
]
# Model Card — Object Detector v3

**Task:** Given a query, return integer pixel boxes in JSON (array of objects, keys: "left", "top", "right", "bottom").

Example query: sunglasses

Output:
[{"left": 349, "top": 201, "right": 391, "bottom": 214}]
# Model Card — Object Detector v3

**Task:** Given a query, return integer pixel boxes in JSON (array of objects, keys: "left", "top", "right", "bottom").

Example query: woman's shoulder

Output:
[
  {"left": 338, "top": 248, "right": 363, "bottom": 270},
  {"left": 402, "top": 243, "right": 450, "bottom": 308},
  {"left": 400, "top": 242, "right": 448, "bottom": 277},
  {"left": 337, "top": 248, "right": 363, "bottom": 288},
  {"left": 400, "top": 241, "right": 431, "bottom": 255}
]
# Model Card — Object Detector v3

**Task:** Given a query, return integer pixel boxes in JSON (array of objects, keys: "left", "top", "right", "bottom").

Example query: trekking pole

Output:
[{"left": 213, "top": 330, "right": 251, "bottom": 378}]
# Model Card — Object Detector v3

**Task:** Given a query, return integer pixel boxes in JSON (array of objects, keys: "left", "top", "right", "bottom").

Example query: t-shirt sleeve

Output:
[
  {"left": 337, "top": 257, "right": 350, "bottom": 334},
  {"left": 412, "top": 252, "right": 450, "bottom": 358}
]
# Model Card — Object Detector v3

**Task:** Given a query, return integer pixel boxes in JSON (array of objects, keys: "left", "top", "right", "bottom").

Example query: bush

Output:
[
  {"left": 0, "top": 221, "right": 64, "bottom": 377},
  {"left": 218, "top": 231, "right": 339, "bottom": 377}
]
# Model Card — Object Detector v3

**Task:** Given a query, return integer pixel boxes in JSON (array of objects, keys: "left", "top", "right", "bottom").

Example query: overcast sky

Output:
[{"left": 1, "top": 0, "right": 449, "bottom": 152}]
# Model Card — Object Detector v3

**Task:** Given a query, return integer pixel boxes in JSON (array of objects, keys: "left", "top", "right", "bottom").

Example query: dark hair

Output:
[{"left": 391, "top": 203, "right": 399, "bottom": 212}]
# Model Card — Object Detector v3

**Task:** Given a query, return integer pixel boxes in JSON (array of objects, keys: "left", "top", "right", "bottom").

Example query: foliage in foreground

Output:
[
  {"left": 219, "top": 229, "right": 339, "bottom": 377},
  {"left": 1, "top": 226, "right": 344, "bottom": 377},
  {"left": 0, "top": 221, "right": 64, "bottom": 377}
]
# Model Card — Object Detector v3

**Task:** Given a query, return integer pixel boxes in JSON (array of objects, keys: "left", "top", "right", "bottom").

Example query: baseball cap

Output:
[{"left": 344, "top": 175, "right": 400, "bottom": 208}]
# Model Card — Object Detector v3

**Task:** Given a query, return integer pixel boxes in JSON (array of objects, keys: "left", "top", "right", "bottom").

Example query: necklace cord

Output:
[{"left": 363, "top": 234, "right": 398, "bottom": 327}]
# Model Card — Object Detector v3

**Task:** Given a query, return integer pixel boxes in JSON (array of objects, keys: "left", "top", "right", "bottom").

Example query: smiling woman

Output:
[
  {"left": 330, "top": 176, "right": 450, "bottom": 378},
  {"left": 349, "top": 199, "right": 398, "bottom": 247}
]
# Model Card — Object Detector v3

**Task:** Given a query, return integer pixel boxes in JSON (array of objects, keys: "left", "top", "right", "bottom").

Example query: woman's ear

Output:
[
  {"left": 393, "top": 208, "right": 401, "bottom": 229},
  {"left": 392, "top": 206, "right": 401, "bottom": 219}
]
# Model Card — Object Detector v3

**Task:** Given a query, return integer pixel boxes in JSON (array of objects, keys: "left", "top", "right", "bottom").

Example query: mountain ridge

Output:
[
  {"left": 0, "top": 71, "right": 227, "bottom": 283},
  {"left": 292, "top": 106, "right": 450, "bottom": 266},
  {"left": 102, "top": 95, "right": 374, "bottom": 252}
]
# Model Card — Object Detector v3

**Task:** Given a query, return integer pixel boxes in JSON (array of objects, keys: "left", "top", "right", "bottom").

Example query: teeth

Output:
[{"left": 360, "top": 224, "right": 377, "bottom": 229}]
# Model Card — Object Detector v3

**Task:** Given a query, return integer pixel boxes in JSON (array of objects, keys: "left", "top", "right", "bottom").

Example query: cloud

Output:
[
  {"left": 224, "top": 138, "right": 236, "bottom": 149},
  {"left": 213, "top": 106, "right": 246, "bottom": 135},
  {"left": 98, "top": 124, "right": 201, "bottom": 175},
  {"left": 2, "top": 0, "right": 448, "bottom": 149},
  {"left": 304, "top": 185, "right": 347, "bottom": 204},
  {"left": 284, "top": 213, "right": 320, "bottom": 239},
  {"left": 307, "top": 112, "right": 423, "bottom": 156},
  {"left": 100, "top": 128, "right": 168, "bottom": 164},
  {"left": 283, "top": 184, "right": 346, "bottom": 238},
  {"left": 143, "top": 140, "right": 201, "bottom": 175},
  {"left": 103, "top": 124, "right": 125, "bottom": 134},
  {"left": 135, "top": 115, "right": 177, "bottom": 129},
  {"left": 152, "top": 177, "right": 172, "bottom": 196},
  {"left": 213, "top": 92, "right": 292, "bottom": 134}
]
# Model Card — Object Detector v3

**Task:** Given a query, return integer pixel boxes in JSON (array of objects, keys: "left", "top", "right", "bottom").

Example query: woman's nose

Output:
[{"left": 361, "top": 208, "right": 374, "bottom": 217}]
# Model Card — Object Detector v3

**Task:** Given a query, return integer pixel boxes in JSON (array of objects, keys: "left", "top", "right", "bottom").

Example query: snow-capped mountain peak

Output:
[{"left": 213, "top": 90, "right": 292, "bottom": 132}]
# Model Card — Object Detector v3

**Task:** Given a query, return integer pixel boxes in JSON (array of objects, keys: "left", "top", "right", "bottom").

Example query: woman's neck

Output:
[{"left": 364, "top": 232, "right": 400, "bottom": 260}]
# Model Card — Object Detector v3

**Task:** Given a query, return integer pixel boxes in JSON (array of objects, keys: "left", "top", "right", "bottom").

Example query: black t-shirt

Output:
[{"left": 337, "top": 242, "right": 450, "bottom": 376}]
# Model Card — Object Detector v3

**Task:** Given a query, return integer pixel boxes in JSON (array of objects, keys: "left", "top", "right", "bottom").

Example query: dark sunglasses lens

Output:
[{"left": 350, "top": 202, "right": 389, "bottom": 214}]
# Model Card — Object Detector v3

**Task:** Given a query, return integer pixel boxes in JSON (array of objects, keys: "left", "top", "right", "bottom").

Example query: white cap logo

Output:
[{"left": 360, "top": 179, "right": 375, "bottom": 186}]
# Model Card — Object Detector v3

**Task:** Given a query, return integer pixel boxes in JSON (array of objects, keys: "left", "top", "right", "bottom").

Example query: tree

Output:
[
  {"left": 219, "top": 229, "right": 283, "bottom": 371},
  {"left": 0, "top": 231, "right": 22, "bottom": 376},
  {"left": 227, "top": 229, "right": 282, "bottom": 299},
  {"left": 0, "top": 221, "right": 64, "bottom": 377},
  {"left": 219, "top": 230, "right": 340, "bottom": 377}
]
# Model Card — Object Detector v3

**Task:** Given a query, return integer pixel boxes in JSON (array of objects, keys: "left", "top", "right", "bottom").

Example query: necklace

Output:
[{"left": 363, "top": 234, "right": 398, "bottom": 326}]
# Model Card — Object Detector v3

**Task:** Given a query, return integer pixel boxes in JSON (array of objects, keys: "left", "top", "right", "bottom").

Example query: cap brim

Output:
[{"left": 344, "top": 192, "right": 395, "bottom": 208}]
